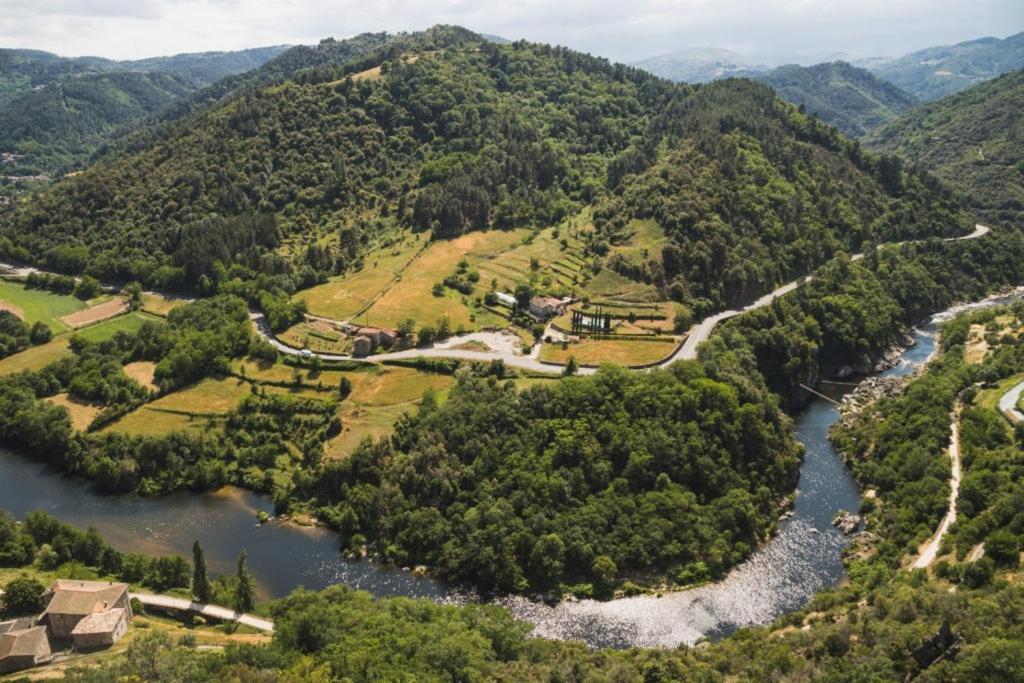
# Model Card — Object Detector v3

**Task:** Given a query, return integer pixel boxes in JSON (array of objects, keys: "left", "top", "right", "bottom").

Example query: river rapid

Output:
[{"left": 2, "top": 292, "right": 1018, "bottom": 648}]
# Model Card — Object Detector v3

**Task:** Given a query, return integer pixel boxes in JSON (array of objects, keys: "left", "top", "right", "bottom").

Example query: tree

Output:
[
  {"left": 985, "top": 531, "right": 1020, "bottom": 567},
  {"left": 338, "top": 376, "right": 353, "bottom": 400},
  {"left": 563, "top": 356, "right": 578, "bottom": 376},
  {"left": 29, "top": 321, "right": 51, "bottom": 345},
  {"left": 192, "top": 541, "right": 211, "bottom": 603},
  {"left": 234, "top": 550, "right": 255, "bottom": 612},
  {"left": 963, "top": 557, "right": 995, "bottom": 588},
  {"left": 1, "top": 575, "right": 44, "bottom": 618},
  {"left": 514, "top": 282, "right": 534, "bottom": 310},
  {"left": 125, "top": 282, "right": 143, "bottom": 310}
]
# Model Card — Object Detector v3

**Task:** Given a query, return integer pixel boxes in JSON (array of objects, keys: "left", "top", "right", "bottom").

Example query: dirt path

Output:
[{"left": 911, "top": 403, "right": 962, "bottom": 569}]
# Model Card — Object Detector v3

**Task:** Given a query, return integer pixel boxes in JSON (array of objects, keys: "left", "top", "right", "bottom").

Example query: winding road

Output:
[
  {"left": 254, "top": 224, "right": 991, "bottom": 373},
  {"left": 998, "top": 379, "right": 1024, "bottom": 423},
  {"left": 131, "top": 592, "right": 275, "bottom": 633}
]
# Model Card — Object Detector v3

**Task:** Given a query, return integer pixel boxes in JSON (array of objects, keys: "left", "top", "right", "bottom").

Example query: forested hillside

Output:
[
  {"left": 0, "top": 45, "right": 288, "bottom": 105},
  {"left": 870, "top": 31, "right": 1024, "bottom": 101},
  {"left": 0, "top": 26, "right": 969, "bottom": 313},
  {"left": 0, "top": 71, "right": 193, "bottom": 174},
  {"left": 750, "top": 61, "right": 917, "bottom": 137},
  {"left": 0, "top": 45, "right": 292, "bottom": 175},
  {"left": 865, "top": 69, "right": 1024, "bottom": 222},
  {"left": 295, "top": 364, "right": 800, "bottom": 593}
]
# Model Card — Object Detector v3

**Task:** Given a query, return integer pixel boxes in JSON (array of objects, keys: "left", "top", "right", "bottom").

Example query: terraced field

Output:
[{"left": 295, "top": 233, "right": 427, "bottom": 321}]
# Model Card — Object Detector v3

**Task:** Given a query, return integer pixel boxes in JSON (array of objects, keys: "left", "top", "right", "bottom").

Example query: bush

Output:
[{"left": 1, "top": 575, "right": 44, "bottom": 618}]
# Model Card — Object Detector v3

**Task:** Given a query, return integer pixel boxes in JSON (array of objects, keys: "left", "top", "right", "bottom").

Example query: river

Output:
[{"left": 0, "top": 292, "right": 1016, "bottom": 648}]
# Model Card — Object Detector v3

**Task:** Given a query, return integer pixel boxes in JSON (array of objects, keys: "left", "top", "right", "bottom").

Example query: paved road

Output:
[
  {"left": 131, "top": 592, "right": 275, "bottom": 633},
  {"left": 998, "top": 379, "right": 1024, "bottom": 423},
  {"left": 252, "top": 224, "right": 991, "bottom": 373},
  {"left": 911, "top": 404, "right": 962, "bottom": 569}
]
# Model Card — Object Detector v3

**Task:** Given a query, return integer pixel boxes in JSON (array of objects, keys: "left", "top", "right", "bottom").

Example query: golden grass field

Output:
[
  {"left": 296, "top": 233, "right": 427, "bottom": 321},
  {"left": 278, "top": 320, "right": 352, "bottom": 354},
  {"left": 360, "top": 229, "right": 528, "bottom": 329},
  {"left": 539, "top": 337, "right": 679, "bottom": 367},
  {"left": 0, "top": 337, "right": 72, "bottom": 375},
  {"left": 141, "top": 292, "right": 188, "bottom": 317},
  {"left": 45, "top": 392, "right": 102, "bottom": 431},
  {"left": 124, "top": 361, "right": 158, "bottom": 391}
]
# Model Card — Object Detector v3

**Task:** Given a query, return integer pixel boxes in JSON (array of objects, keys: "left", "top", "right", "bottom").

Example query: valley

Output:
[{"left": 0, "top": 16, "right": 1022, "bottom": 682}]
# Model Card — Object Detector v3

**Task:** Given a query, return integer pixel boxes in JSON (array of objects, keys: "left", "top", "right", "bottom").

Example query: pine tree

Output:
[
  {"left": 192, "top": 541, "right": 211, "bottom": 604},
  {"left": 234, "top": 550, "right": 255, "bottom": 613}
]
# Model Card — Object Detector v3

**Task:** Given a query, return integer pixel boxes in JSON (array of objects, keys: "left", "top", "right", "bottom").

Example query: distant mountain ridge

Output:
[
  {"left": 0, "top": 45, "right": 291, "bottom": 174},
  {"left": 865, "top": 68, "right": 1024, "bottom": 218},
  {"left": 631, "top": 46, "right": 765, "bottom": 83},
  {"left": 749, "top": 61, "right": 918, "bottom": 137},
  {"left": 868, "top": 32, "right": 1024, "bottom": 101}
]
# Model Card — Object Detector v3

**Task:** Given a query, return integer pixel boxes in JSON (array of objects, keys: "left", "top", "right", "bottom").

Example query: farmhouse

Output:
[
  {"left": 341, "top": 324, "right": 398, "bottom": 349},
  {"left": 0, "top": 620, "right": 51, "bottom": 674},
  {"left": 71, "top": 609, "right": 130, "bottom": 650},
  {"left": 529, "top": 296, "right": 566, "bottom": 320},
  {"left": 352, "top": 335, "right": 375, "bottom": 357},
  {"left": 42, "top": 580, "right": 132, "bottom": 642}
]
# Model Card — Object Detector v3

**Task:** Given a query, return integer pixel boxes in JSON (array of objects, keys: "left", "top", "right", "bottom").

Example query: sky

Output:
[{"left": 0, "top": 0, "right": 1021, "bottom": 63}]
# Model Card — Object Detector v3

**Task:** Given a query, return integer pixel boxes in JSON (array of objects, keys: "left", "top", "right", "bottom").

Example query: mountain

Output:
[
  {"left": 0, "top": 71, "right": 194, "bottom": 174},
  {"left": 749, "top": 61, "right": 918, "bottom": 137},
  {"left": 865, "top": 68, "right": 1024, "bottom": 218},
  {"left": 0, "top": 26, "right": 967, "bottom": 308},
  {"left": 0, "top": 45, "right": 292, "bottom": 174},
  {"left": 631, "top": 46, "right": 765, "bottom": 83},
  {"left": 0, "top": 45, "right": 289, "bottom": 105},
  {"left": 869, "top": 32, "right": 1024, "bottom": 101}
]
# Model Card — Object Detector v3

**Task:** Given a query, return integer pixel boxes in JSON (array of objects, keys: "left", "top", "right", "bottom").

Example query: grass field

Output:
[
  {"left": 124, "top": 361, "right": 158, "bottom": 391},
  {"left": 975, "top": 372, "right": 1024, "bottom": 415},
  {"left": 0, "top": 337, "right": 71, "bottom": 375},
  {"left": 234, "top": 360, "right": 455, "bottom": 460},
  {"left": 101, "top": 377, "right": 253, "bottom": 436},
  {"left": 297, "top": 233, "right": 427, "bottom": 321},
  {"left": 539, "top": 337, "right": 679, "bottom": 367},
  {"left": 141, "top": 292, "right": 188, "bottom": 317},
  {"left": 279, "top": 320, "right": 352, "bottom": 354},
  {"left": 360, "top": 230, "right": 528, "bottom": 330},
  {"left": 72, "top": 311, "right": 163, "bottom": 343},
  {"left": 46, "top": 392, "right": 102, "bottom": 430},
  {"left": 0, "top": 279, "right": 86, "bottom": 331}
]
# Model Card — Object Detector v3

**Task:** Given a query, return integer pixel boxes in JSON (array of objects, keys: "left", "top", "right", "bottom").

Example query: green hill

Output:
[
  {"left": 870, "top": 32, "right": 1024, "bottom": 101},
  {"left": 750, "top": 61, "right": 917, "bottom": 137},
  {"left": 0, "top": 27, "right": 968, "bottom": 310},
  {"left": 0, "top": 71, "right": 194, "bottom": 174},
  {"left": 865, "top": 68, "right": 1024, "bottom": 219},
  {"left": 0, "top": 45, "right": 292, "bottom": 174}
]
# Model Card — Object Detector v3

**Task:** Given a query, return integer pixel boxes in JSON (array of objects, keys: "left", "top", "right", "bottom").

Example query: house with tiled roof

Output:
[
  {"left": 42, "top": 580, "right": 132, "bottom": 642},
  {"left": 0, "top": 619, "right": 52, "bottom": 674}
]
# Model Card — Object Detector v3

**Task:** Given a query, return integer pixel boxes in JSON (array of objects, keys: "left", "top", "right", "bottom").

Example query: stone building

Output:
[
  {"left": 42, "top": 580, "right": 132, "bottom": 642},
  {"left": 0, "top": 619, "right": 52, "bottom": 674}
]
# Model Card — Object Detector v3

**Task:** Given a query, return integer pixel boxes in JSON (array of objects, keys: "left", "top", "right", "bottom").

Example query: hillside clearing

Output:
[
  {"left": 539, "top": 337, "right": 679, "bottom": 367},
  {"left": 0, "top": 279, "right": 86, "bottom": 331},
  {"left": 0, "top": 337, "right": 72, "bottom": 375},
  {"left": 46, "top": 392, "right": 103, "bottom": 431}
]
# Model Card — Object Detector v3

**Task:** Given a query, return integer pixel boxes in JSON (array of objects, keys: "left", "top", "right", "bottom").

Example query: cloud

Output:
[{"left": 0, "top": 0, "right": 1019, "bottom": 62}]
